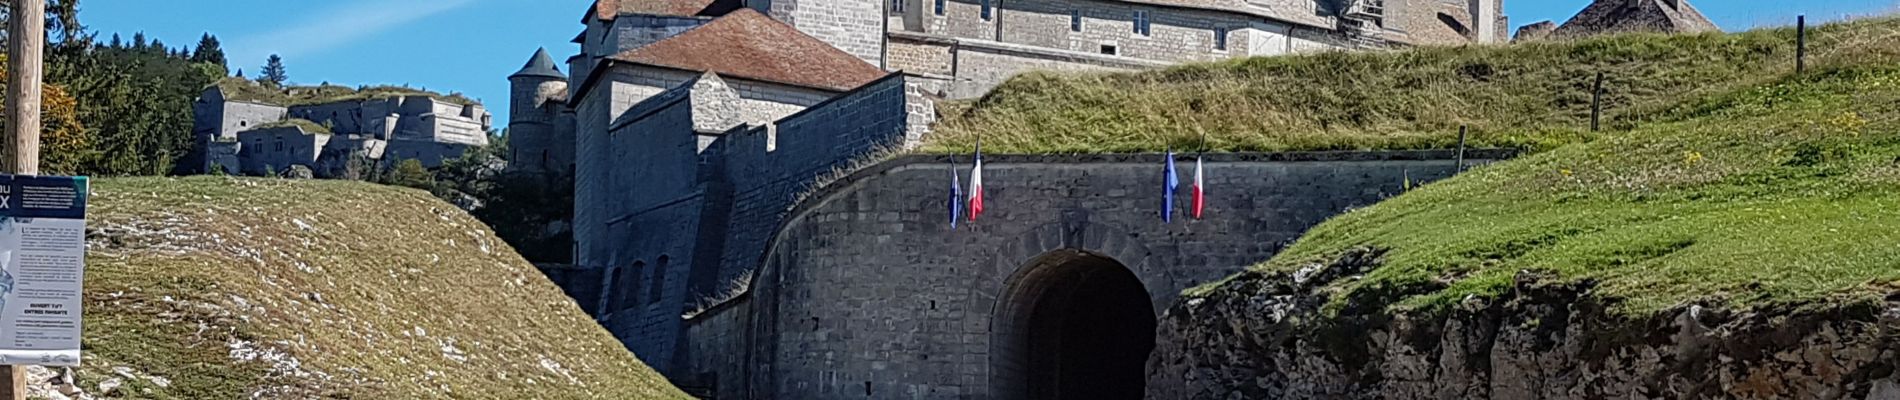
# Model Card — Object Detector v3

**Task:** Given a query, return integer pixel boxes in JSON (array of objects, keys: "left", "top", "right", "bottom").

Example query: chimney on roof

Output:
[{"left": 1469, "top": 0, "right": 1498, "bottom": 43}]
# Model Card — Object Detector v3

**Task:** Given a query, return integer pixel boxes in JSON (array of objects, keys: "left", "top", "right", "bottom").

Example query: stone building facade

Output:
[
  {"left": 552, "top": 0, "right": 1509, "bottom": 105},
  {"left": 878, "top": 0, "right": 1508, "bottom": 97},
  {"left": 190, "top": 81, "right": 493, "bottom": 177}
]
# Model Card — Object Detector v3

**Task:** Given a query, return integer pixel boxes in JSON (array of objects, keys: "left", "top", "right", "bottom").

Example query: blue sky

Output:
[{"left": 77, "top": 0, "right": 1896, "bottom": 127}]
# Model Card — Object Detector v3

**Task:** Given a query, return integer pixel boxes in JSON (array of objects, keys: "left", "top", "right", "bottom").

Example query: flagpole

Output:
[
  {"left": 949, "top": 157, "right": 959, "bottom": 230},
  {"left": 1199, "top": 130, "right": 1208, "bottom": 156}
]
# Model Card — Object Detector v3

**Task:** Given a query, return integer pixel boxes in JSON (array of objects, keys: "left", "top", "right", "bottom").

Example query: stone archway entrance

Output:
[{"left": 991, "top": 249, "right": 1156, "bottom": 400}]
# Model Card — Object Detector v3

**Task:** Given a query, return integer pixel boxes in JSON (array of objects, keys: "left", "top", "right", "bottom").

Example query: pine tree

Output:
[
  {"left": 259, "top": 54, "right": 288, "bottom": 85},
  {"left": 190, "top": 33, "right": 226, "bottom": 67},
  {"left": 46, "top": 0, "right": 84, "bottom": 44},
  {"left": 384, "top": 159, "right": 435, "bottom": 190},
  {"left": 131, "top": 32, "right": 146, "bottom": 49},
  {"left": 107, "top": 33, "right": 121, "bottom": 49}
]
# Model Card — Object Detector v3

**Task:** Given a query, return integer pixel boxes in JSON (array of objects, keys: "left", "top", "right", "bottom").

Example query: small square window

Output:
[
  {"left": 981, "top": 0, "right": 992, "bottom": 20},
  {"left": 1214, "top": 27, "right": 1228, "bottom": 50},
  {"left": 890, "top": 0, "right": 905, "bottom": 13},
  {"left": 933, "top": 0, "right": 944, "bottom": 15},
  {"left": 1100, "top": 44, "right": 1118, "bottom": 55},
  {"left": 1070, "top": 10, "right": 1082, "bottom": 32}
]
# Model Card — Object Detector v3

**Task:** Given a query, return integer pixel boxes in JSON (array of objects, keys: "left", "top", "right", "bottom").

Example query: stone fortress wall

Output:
[
  {"left": 506, "top": 0, "right": 1735, "bottom": 397},
  {"left": 570, "top": 71, "right": 933, "bottom": 377},
  {"left": 674, "top": 150, "right": 1509, "bottom": 398},
  {"left": 189, "top": 84, "right": 494, "bottom": 177},
  {"left": 511, "top": 0, "right": 1533, "bottom": 397}
]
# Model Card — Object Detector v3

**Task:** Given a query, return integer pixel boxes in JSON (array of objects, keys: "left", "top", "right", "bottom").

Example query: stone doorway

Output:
[{"left": 991, "top": 249, "right": 1156, "bottom": 400}]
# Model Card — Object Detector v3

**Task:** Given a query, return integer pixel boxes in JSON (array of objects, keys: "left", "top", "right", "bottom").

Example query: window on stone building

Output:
[
  {"left": 980, "top": 0, "right": 991, "bottom": 20},
  {"left": 274, "top": 141, "right": 283, "bottom": 151},
  {"left": 891, "top": 0, "right": 905, "bottom": 13},
  {"left": 648, "top": 255, "right": 670, "bottom": 305},
  {"left": 934, "top": 0, "right": 944, "bottom": 15},
  {"left": 1071, "top": 10, "right": 1082, "bottom": 32},
  {"left": 1214, "top": 27, "right": 1228, "bottom": 51},
  {"left": 1133, "top": 11, "right": 1151, "bottom": 36},
  {"left": 1100, "top": 44, "right": 1119, "bottom": 55},
  {"left": 603, "top": 267, "right": 624, "bottom": 314},
  {"left": 621, "top": 261, "right": 646, "bottom": 313}
]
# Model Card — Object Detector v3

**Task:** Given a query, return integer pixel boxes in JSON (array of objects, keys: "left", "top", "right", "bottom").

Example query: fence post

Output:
[
  {"left": 1456, "top": 125, "right": 1468, "bottom": 172},
  {"left": 1, "top": 0, "right": 47, "bottom": 397},
  {"left": 1591, "top": 72, "right": 1605, "bottom": 132},
  {"left": 1796, "top": 15, "right": 1808, "bottom": 74}
]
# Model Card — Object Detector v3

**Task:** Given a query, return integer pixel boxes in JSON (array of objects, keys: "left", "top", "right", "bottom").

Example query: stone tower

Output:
[{"left": 507, "top": 48, "right": 572, "bottom": 174}]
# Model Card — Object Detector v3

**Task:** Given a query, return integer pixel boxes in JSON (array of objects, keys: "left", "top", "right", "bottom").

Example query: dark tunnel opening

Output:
[{"left": 993, "top": 250, "right": 1156, "bottom": 400}]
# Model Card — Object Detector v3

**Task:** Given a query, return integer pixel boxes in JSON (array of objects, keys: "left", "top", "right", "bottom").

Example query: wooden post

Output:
[
  {"left": 2, "top": 0, "right": 47, "bottom": 396},
  {"left": 6, "top": 0, "right": 45, "bottom": 176},
  {"left": 1455, "top": 125, "right": 1468, "bottom": 171},
  {"left": 1590, "top": 71, "right": 1604, "bottom": 132},
  {"left": 1796, "top": 15, "right": 1807, "bottom": 74}
]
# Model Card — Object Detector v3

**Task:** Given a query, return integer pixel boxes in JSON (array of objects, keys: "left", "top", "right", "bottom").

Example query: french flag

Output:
[
  {"left": 968, "top": 141, "right": 984, "bottom": 222},
  {"left": 1192, "top": 155, "right": 1205, "bottom": 219}
]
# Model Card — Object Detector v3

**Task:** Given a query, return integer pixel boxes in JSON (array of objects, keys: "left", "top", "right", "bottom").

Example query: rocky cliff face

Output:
[{"left": 1148, "top": 248, "right": 1900, "bottom": 399}]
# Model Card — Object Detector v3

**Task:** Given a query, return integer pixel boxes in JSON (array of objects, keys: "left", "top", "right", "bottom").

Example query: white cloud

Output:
[{"left": 230, "top": 0, "right": 477, "bottom": 65}]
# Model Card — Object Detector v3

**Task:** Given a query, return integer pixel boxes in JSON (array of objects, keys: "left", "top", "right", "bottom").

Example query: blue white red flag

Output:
[
  {"left": 1192, "top": 155, "right": 1205, "bottom": 219},
  {"left": 968, "top": 141, "right": 985, "bottom": 221}
]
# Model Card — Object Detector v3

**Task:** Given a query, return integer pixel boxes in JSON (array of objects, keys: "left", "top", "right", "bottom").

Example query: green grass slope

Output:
[
  {"left": 1180, "top": 17, "right": 1900, "bottom": 316},
  {"left": 81, "top": 177, "right": 685, "bottom": 399},
  {"left": 930, "top": 19, "right": 1877, "bottom": 154}
]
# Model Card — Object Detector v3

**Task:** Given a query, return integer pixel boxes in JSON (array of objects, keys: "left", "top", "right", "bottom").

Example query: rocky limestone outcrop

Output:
[{"left": 1148, "top": 248, "right": 1900, "bottom": 399}]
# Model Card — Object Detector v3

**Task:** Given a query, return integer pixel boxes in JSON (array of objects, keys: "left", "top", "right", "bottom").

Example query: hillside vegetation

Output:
[
  {"left": 930, "top": 20, "right": 1858, "bottom": 154},
  {"left": 79, "top": 177, "right": 685, "bottom": 399},
  {"left": 1162, "top": 17, "right": 1900, "bottom": 318},
  {"left": 215, "top": 78, "right": 480, "bottom": 107}
]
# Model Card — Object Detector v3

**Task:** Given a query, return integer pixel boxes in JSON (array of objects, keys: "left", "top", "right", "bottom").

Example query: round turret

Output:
[
  {"left": 508, "top": 48, "right": 571, "bottom": 174},
  {"left": 509, "top": 48, "right": 569, "bottom": 126}
]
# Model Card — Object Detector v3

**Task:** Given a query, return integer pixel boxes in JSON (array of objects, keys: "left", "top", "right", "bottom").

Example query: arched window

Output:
[
  {"left": 614, "top": 261, "right": 644, "bottom": 314},
  {"left": 602, "top": 267, "right": 622, "bottom": 315},
  {"left": 648, "top": 256, "right": 669, "bottom": 306}
]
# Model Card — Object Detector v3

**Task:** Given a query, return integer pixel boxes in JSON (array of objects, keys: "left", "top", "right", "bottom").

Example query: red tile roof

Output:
[
  {"left": 590, "top": 0, "right": 733, "bottom": 20},
  {"left": 609, "top": 9, "right": 888, "bottom": 92}
]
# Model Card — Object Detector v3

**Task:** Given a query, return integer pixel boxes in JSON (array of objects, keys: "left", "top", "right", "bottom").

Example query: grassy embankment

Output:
[
  {"left": 81, "top": 177, "right": 686, "bottom": 399},
  {"left": 937, "top": 17, "right": 1900, "bottom": 316},
  {"left": 932, "top": 20, "right": 1821, "bottom": 154}
]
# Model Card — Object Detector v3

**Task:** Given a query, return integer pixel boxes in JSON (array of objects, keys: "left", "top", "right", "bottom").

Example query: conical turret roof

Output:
[{"left": 511, "top": 48, "right": 567, "bottom": 79}]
